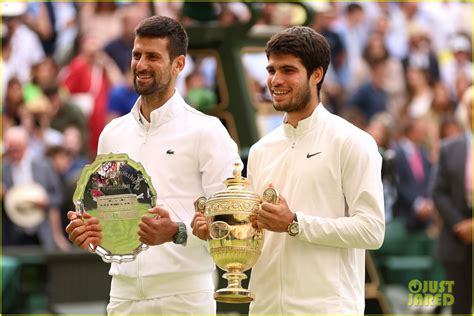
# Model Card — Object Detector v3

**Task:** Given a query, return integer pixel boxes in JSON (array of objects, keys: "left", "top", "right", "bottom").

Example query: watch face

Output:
[
  {"left": 174, "top": 222, "right": 188, "bottom": 244},
  {"left": 288, "top": 222, "right": 299, "bottom": 236},
  {"left": 175, "top": 234, "right": 186, "bottom": 244}
]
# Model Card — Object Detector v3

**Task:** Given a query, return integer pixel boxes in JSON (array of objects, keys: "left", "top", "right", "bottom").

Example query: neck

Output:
[
  {"left": 140, "top": 89, "right": 175, "bottom": 122},
  {"left": 286, "top": 101, "right": 318, "bottom": 128}
]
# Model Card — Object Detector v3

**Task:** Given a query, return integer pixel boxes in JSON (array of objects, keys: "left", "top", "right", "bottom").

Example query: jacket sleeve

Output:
[
  {"left": 297, "top": 133, "right": 385, "bottom": 250},
  {"left": 183, "top": 118, "right": 241, "bottom": 248},
  {"left": 198, "top": 118, "right": 241, "bottom": 196}
]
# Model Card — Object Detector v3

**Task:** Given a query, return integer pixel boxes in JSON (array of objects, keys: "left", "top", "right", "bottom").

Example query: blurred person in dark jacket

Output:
[
  {"left": 393, "top": 117, "right": 436, "bottom": 232},
  {"left": 432, "top": 87, "right": 472, "bottom": 315}
]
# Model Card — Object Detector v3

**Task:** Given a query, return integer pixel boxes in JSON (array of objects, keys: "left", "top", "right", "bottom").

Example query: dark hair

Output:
[
  {"left": 265, "top": 26, "right": 330, "bottom": 96},
  {"left": 135, "top": 16, "right": 188, "bottom": 61},
  {"left": 346, "top": 3, "right": 363, "bottom": 14}
]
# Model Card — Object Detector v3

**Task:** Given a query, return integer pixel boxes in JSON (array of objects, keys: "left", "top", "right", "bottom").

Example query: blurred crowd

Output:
[{"left": 1, "top": 1, "right": 472, "bottom": 256}]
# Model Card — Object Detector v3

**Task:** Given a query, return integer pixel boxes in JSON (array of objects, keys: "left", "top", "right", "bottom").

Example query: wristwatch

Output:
[
  {"left": 287, "top": 213, "right": 299, "bottom": 237},
  {"left": 173, "top": 222, "right": 188, "bottom": 245}
]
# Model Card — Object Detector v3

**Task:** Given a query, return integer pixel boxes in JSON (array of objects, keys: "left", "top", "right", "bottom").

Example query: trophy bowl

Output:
[{"left": 194, "top": 163, "right": 278, "bottom": 303}]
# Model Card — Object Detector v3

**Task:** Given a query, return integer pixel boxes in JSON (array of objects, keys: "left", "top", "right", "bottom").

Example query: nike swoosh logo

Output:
[{"left": 306, "top": 152, "right": 322, "bottom": 158}]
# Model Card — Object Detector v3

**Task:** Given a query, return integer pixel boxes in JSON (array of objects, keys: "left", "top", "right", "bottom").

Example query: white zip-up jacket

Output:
[
  {"left": 247, "top": 104, "right": 385, "bottom": 314},
  {"left": 98, "top": 91, "right": 240, "bottom": 300}
]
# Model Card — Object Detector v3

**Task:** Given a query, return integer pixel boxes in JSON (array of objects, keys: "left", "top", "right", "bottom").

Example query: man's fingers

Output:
[
  {"left": 196, "top": 223, "right": 209, "bottom": 240},
  {"left": 257, "top": 219, "right": 268, "bottom": 230},
  {"left": 138, "top": 220, "right": 156, "bottom": 236},
  {"left": 85, "top": 217, "right": 100, "bottom": 225},
  {"left": 148, "top": 206, "right": 170, "bottom": 218},
  {"left": 68, "top": 224, "right": 91, "bottom": 242},
  {"left": 191, "top": 213, "right": 206, "bottom": 229},
  {"left": 76, "top": 231, "right": 102, "bottom": 249},
  {"left": 258, "top": 206, "right": 276, "bottom": 221},
  {"left": 139, "top": 235, "right": 151, "bottom": 245},
  {"left": 67, "top": 211, "right": 79, "bottom": 220},
  {"left": 85, "top": 223, "right": 102, "bottom": 232}
]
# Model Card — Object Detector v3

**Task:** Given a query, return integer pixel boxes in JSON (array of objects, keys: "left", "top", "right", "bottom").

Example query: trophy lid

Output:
[
  {"left": 211, "top": 163, "right": 260, "bottom": 201},
  {"left": 223, "top": 163, "right": 249, "bottom": 190}
]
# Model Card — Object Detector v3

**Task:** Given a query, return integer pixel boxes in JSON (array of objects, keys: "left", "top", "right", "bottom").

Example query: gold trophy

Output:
[{"left": 194, "top": 163, "right": 278, "bottom": 303}]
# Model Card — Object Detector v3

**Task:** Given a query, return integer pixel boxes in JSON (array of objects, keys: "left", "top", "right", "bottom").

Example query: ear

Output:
[
  {"left": 310, "top": 67, "right": 324, "bottom": 87},
  {"left": 173, "top": 55, "right": 185, "bottom": 74}
]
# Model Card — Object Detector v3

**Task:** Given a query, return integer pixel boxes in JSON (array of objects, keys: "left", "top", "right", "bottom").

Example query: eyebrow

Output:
[{"left": 266, "top": 64, "right": 298, "bottom": 71}]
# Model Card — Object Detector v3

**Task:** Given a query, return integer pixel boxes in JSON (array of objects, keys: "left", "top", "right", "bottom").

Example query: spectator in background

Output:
[
  {"left": 310, "top": 2, "right": 346, "bottom": 114},
  {"left": 385, "top": 2, "right": 431, "bottom": 60},
  {"left": 104, "top": 4, "right": 149, "bottom": 74},
  {"left": 401, "top": 23, "right": 440, "bottom": 83},
  {"left": 366, "top": 112, "right": 397, "bottom": 223},
  {"left": 3, "top": 77, "right": 28, "bottom": 130},
  {"left": 23, "top": 95, "right": 63, "bottom": 160},
  {"left": 1, "top": 2, "right": 45, "bottom": 95},
  {"left": 419, "top": 1, "right": 472, "bottom": 55},
  {"left": 23, "top": 2, "right": 77, "bottom": 62},
  {"left": 77, "top": 1, "right": 122, "bottom": 48},
  {"left": 432, "top": 86, "right": 472, "bottom": 315},
  {"left": 43, "top": 82, "right": 87, "bottom": 140},
  {"left": 348, "top": 56, "right": 388, "bottom": 122},
  {"left": 393, "top": 118, "right": 436, "bottom": 233},
  {"left": 422, "top": 82, "right": 457, "bottom": 162},
  {"left": 45, "top": 145, "right": 75, "bottom": 241},
  {"left": 61, "top": 33, "right": 121, "bottom": 158},
  {"left": 184, "top": 71, "right": 217, "bottom": 113},
  {"left": 106, "top": 68, "right": 139, "bottom": 123},
  {"left": 62, "top": 125, "right": 88, "bottom": 180},
  {"left": 23, "top": 57, "right": 60, "bottom": 102},
  {"left": 440, "top": 33, "right": 472, "bottom": 102},
  {"left": 438, "top": 116, "right": 463, "bottom": 141},
  {"left": 2, "top": 126, "right": 69, "bottom": 250},
  {"left": 22, "top": 2, "right": 56, "bottom": 56},
  {"left": 400, "top": 65, "right": 434, "bottom": 121},
  {"left": 333, "top": 3, "right": 369, "bottom": 88},
  {"left": 350, "top": 32, "right": 406, "bottom": 113}
]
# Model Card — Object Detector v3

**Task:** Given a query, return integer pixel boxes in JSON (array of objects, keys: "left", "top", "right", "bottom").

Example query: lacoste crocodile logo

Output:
[{"left": 166, "top": 149, "right": 175, "bottom": 155}]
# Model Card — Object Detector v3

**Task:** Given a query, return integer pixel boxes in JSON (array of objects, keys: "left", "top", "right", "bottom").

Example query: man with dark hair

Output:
[
  {"left": 223, "top": 26, "right": 383, "bottom": 313},
  {"left": 66, "top": 16, "right": 240, "bottom": 314}
]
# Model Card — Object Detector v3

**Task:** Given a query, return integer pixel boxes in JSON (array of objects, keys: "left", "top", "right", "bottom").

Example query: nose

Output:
[
  {"left": 134, "top": 57, "right": 148, "bottom": 72},
  {"left": 270, "top": 71, "right": 283, "bottom": 86}
]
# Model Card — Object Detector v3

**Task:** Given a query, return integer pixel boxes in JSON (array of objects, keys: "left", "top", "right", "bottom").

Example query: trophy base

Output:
[{"left": 214, "top": 288, "right": 255, "bottom": 304}]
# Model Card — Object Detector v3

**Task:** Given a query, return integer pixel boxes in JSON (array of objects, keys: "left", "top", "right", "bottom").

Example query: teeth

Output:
[{"left": 273, "top": 90, "right": 289, "bottom": 95}]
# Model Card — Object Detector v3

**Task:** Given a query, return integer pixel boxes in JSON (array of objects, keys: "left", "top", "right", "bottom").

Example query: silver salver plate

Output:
[{"left": 73, "top": 153, "right": 156, "bottom": 263}]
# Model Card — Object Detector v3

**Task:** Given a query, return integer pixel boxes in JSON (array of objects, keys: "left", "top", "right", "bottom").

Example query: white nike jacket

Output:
[{"left": 247, "top": 104, "right": 385, "bottom": 314}]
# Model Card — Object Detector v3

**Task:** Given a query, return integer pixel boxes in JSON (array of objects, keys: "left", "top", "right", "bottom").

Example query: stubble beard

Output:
[
  {"left": 134, "top": 76, "right": 171, "bottom": 96},
  {"left": 272, "top": 82, "right": 311, "bottom": 113}
]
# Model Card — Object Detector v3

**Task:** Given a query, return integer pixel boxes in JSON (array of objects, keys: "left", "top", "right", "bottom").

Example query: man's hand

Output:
[
  {"left": 256, "top": 194, "right": 294, "bottom": 233},
  {"left": 415, "top": 198, "right": 435, "bottom": 221},
  {"left": 191, "top": 212, "right": 209, "bottom": 241},
  {"left": 454, "top": 218, "right": 473, "bottom": 244},
  {"left": 65, "top": 211, "right": 102, "bottom": 251},
  {"left": 138, "top": 206, "right": 178, "bottom": 245}
]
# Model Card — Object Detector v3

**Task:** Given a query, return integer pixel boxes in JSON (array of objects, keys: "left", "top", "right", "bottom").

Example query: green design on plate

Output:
[{"left": 74, "top": 153, "right": 157, "bottom": 263}]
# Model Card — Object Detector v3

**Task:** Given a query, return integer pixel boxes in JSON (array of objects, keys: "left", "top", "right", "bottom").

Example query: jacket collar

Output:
[
  {"left": 131, "top": 90, "right": 185, "bottom": 129},
  {"left": 283, "top": 103, "right": 325, "bottom": 137}
]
